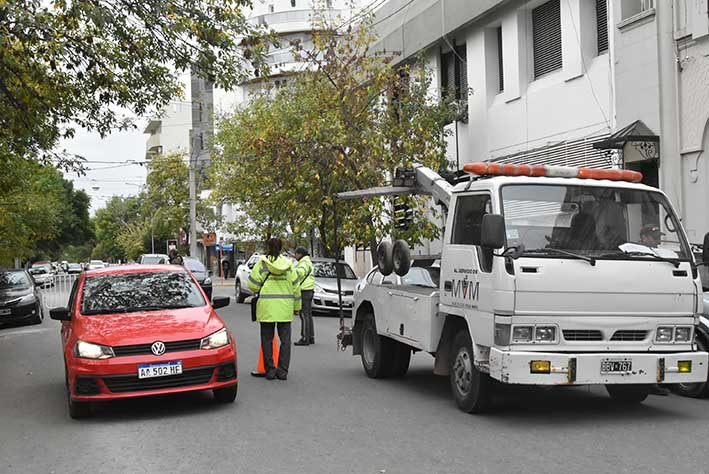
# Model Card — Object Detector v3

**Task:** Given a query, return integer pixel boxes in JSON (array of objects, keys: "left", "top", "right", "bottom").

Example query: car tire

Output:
[
  {"left": 31, "top": 303, "right": 43, "bottom": 325},
  {"left": 390, "top": 341, "right": 411, "bottom": 377},
  {"left": 65, "top": 368, "right": 90, "bottom": 419},
  {"left": 671, "top": 336, "right": 709, "bottom": 398},
  {"left": 605, "top": 384, "right": 650, "bottom": 404},
  {"left": 450, "top": 329, "right": 490, "bottom": 413},
  {"left": 235, "top": 280, "right": 246, "bottom": 304},
  {"left": 360, "top": 315, "right": 395, "bottom": 378},
  {"left": 214, "top": 383, "right": 238, "bottom": 403}
]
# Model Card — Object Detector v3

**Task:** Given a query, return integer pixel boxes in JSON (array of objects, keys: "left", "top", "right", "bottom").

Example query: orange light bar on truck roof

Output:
[{"left": 463, "top": 162, "right": 644, "bottom": 183}]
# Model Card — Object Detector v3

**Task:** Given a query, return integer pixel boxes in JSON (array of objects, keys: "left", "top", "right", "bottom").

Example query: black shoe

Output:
[
  {"left": 276, "top": 370, "right": 288, "bottom": 380},
  {"left": 308, "top": 339, "right": 315, "bottom": 345},
  {"left": 265, "top": 369, "right": 277, "bottom": 380},
  {"left": 294, "top": 339, "right": 310, "bottom": 346},
  {"left": 649, "top": 385, "right": 670, "bottom": 396}
]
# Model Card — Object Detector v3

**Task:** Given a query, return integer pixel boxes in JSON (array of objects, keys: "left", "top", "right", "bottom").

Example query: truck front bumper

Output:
[{"left": 489, "top": 348, "right": 708, "bottom": 385}]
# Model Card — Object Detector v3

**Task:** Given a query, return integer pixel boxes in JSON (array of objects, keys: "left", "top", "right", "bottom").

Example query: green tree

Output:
[
  {"left": 92, "top": 195, "right": 144, "bottom": 262},
  {"left": 0, "top": 0, "right": 270, "bottom": 166},
  {"left": 212, "top": 16, "right": 459, "bottom": 257}
]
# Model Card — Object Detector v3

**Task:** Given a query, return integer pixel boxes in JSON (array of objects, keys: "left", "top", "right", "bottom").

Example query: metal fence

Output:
[{"left": 40, "top": 273, "right": 78, "bottom": 310}]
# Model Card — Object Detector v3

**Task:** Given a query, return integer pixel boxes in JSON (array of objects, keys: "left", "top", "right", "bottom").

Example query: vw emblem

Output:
[{"left": 151, "top": 341, "right": 166, "bottom": 356}]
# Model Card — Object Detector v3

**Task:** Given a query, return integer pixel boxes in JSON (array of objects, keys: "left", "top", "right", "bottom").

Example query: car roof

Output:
[{"left": 84, "top": 264, "right": 187, "bottom": 277}]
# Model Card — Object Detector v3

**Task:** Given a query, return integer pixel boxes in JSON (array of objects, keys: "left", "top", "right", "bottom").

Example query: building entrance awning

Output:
[{"left": 592, "top": 120, "right": 659, "bottom": 150}]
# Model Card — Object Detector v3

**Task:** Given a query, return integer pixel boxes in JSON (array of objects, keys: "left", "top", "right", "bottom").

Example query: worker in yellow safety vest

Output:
[
  {"left": 248, "top": 238, "right": 301, "bottom": 380},
  {"left": 294, "top": 246, "right": 315, "bottom": 346}
]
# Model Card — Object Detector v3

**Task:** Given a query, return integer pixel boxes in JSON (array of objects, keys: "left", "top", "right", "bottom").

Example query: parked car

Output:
[
  {"left": 60, "top": 261, "right": 69, "bottom": 273},
  {"left": 67, "top": 263, "right": 83, "bottom": 274},
  {"left": 139, "top": 253, "right": 170, "bottom": 265},
  {"left": 87, "top": 260, "right": 105, "bottom": 270},
  {"left": 183, "top": 257, "right": 213, "bottom": 300},
  {"left": 28, "top": 266, "right": 54, "bottom": 288},
  {"left": 50, "top": 264, "right": 236, "bottom": 418},
  {"left": 32, "top": 261, "right": 54, "bottom": 274},
  {"left": 234, "top": 253, "right": 260, "bottom": 303},
  {"left": 310, "top": 259, "right": 358, "bottom": 315},
  {"left": 0, "top": 269, "right": 43, "bottom": 326}
]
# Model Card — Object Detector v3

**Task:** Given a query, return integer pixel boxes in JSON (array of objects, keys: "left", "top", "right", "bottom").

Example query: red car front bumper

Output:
[{"left": 67, "top": 341, "right": 237, "bottom": 402}]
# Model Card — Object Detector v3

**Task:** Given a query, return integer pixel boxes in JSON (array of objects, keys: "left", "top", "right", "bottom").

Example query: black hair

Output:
[{"left": 265, "top": 238, "right": 282, "bottom": 259}]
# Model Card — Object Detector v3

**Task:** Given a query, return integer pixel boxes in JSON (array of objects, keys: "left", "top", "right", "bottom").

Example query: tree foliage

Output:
[
  {"left": 0, "top": 0, "right": 269, "bottom": 166},
  {"left": 92, "top": 195, "right": 143, "bottom": 261},
  {"left": 212, "top": 16, "right": 459, "bottom": 256}
]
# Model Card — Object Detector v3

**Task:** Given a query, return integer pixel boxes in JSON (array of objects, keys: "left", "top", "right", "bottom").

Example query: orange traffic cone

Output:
[{"left": 250, "top": 336, "right": 280, "bottom": 377}]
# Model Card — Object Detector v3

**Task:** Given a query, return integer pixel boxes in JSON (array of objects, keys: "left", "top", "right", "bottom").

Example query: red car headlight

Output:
[
  {"left": 74, "top": 340, "right": 115, "bottom": 360},
  {"left": 200, "top": 328, "right": 230, "bottom": 350}
]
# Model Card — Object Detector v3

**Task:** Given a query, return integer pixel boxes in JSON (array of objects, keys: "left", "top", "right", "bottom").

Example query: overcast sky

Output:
[{"left": 60, "top": 125, "right": 148, "bottom": 214}]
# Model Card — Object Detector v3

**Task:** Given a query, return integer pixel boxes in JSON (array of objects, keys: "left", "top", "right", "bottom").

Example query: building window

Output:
[
  {"left": 596, "top": 0, "right": 608, "bottom": 54},
  {"left": 290, "top": 0, "right": 295, "bottom": 6},
  {"left": 440, "top": 43, "right": 467, "bottom": 102},
  {"left": 326, "top": 0, "right": 332, "bottom": 7},
  {"left": 532, "top": 0, "right": 562, "bottom": 79},
  {"left": 496, "top": 26, "right": 504, "bottom": 92},
  {"left": 621, "top": 0, "right": 654, "bottom": 20},
  {"left": 268, "top": 4, "right": 274, "bottom": 13}
]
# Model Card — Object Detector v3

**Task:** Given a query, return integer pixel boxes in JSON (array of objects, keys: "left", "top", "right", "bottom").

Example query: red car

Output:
[{"left": 50, "top": 264, "right": 237, "bottom": 418}]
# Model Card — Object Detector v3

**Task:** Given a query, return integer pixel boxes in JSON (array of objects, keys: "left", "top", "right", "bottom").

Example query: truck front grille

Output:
[
  {"left": 610, "top": 330, "right": 648, "bottom": 341},
  {"left": 563, "top": 330, "right": 603, "bottom": 341}
]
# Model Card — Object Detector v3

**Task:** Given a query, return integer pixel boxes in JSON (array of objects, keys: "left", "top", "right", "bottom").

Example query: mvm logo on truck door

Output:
[{"left": 445, "top": 273, "right": 480, "bottom": 306}]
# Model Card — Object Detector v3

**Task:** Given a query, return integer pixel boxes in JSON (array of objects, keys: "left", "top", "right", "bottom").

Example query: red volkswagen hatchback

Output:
[{"left": 50, "top": 264, "right": 237, "bottom": 418}]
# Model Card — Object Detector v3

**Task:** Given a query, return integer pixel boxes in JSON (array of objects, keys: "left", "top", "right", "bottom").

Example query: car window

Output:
[
  {"left": 67, "top": 278, "right": 80, "bottom": 312},
  {"left": 0, "top": 271, "right": 31, "bottom": 289},
  {"left": 400, "top": 267, "right": 437, "bottom": 288},
  {"left": 382, "top": 274, "right": 397, "bottom": 285},
  {"left": 184, "top": 258, "right": 206, "bottom": 272},
  {"left": 141, "top": 256, "right": 165, "bottom": 264},
  {"left": 80, "top": 271, "right": 206, "bottom": 315},
  {"left": 313, "top": 262, "right": 357, "bottom": 279},
  {"left": 29, "top": 268, "right": 47, "bottom": 275}
]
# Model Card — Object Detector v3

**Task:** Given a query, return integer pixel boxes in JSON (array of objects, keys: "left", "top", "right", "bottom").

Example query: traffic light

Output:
[{"left": 393, "top": 197, "right": 414, "bottom": 231}]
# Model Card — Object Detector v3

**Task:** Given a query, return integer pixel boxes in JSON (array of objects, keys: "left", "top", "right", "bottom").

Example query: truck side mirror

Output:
[
  {"left": 481, "top": 214, "right": 506, "bottom": 249},
  {"left": 703, "top": 232, "right": 709, "bottom": 264}
]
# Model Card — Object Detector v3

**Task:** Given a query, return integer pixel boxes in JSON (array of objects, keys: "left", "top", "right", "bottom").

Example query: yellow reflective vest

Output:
[
  {"left": 247, "top": 255, "right": 301, "bottom": 322},
  {"left": 295, "top": 256, "right": 315, "bottom": 291}
]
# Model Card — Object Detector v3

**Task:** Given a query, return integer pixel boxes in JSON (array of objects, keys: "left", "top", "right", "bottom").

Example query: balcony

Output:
[{"left": 249, "top": 8, "right": 345, "bottom": 33}]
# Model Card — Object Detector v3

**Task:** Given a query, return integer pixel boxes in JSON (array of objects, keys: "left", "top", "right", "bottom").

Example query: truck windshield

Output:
[{"left": 501, "top": 184, "right": 691, "bottom": 262}]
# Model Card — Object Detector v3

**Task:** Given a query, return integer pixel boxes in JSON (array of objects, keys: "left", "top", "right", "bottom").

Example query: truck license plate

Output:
[
  {"left": 600, "top": 358, "right": 632, "bottom": 374},
  {"left": 138, "top": 361, "right": 182, "bottom": 379}
]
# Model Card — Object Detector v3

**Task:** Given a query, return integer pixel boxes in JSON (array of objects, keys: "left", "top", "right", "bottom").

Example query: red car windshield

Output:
[{"left": 80, "top": 271, "right": 206, "bottom": 315}]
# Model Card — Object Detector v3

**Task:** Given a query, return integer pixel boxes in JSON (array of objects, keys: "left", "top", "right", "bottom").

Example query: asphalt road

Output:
[{"left": 2, "top": 285, "right": 709, "bottom": 474}]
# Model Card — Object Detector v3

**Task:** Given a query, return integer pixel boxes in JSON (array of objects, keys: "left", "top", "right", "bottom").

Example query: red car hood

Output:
[{"left": 74, "top": 305, "right": 224, "bottom": 346}]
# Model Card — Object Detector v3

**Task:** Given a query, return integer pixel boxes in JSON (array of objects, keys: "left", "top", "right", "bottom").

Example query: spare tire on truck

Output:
[
  {"left": 392, "top": 240, "right": 411, "bottom": 276},
  {"left": 377, "top": 241, "right": 394, "bottom": 276}
]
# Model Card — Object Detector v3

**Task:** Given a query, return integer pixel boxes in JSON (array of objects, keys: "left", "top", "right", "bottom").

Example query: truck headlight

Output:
[
  {"left": 74, "top": 340, "right": 115, "bottom": 360},
  {"left": 494, "top": 323, "right": 511, "bottom": 346},
  {"left": 534, "top": 326, "right": 556, "bottom": 342},
  {"left": 512, "top": 326, "right": 533, "bottom": 343},
  {"left": 200, "top": 328, "right": 229, "bottom": 350},
  {"left": 655, "top": 326, "right": 674, "bottom": 343},
  {"left": 674, "top": 327, "right": 692, "bottom": 343}
]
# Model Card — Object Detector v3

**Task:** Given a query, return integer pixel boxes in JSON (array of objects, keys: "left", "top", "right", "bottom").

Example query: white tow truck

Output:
[{"left": 338, "top": 163, "right": 709, "bottom": 413}]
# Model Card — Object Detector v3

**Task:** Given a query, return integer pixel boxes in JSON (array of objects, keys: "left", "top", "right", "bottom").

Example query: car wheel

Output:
[
  {"left": 31, "top": 303, "right": 43, "bottom": 325},
  {"left": 450, "top": 329, "right": 491, "bottom": 413},
  {"left": 605, "top": 384, "right": 650, "bottom": 404},
  {"left": 235, "top": 280, "right": 246, "bottom": 304},
  {"left": 671, "top": 336, "right": 709, "bottom": 398},
  {"left": 214, "top": 383, "right": 238, "bottom": 403},
  {"left": 65, "top": 367, "right": 90, "bottom": 419}
]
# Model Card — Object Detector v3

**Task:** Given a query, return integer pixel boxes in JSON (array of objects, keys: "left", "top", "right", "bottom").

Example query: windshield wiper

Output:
[
  {"left": 599, "top": 249, "right": 680, "bottom": 268},
  {"left": 523, "top": 248, "right": 596, "bottom": 266}
]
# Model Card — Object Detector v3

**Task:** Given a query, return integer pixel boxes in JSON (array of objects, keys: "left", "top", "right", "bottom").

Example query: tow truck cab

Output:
[{"left": 351, "top": 166, "right": 708, "bottom": 411}]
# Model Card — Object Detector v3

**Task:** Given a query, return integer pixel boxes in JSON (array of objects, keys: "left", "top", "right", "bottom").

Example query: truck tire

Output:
[
  {"left": 377, "top": 241, "right": 394, "bottom": 276},
  {"left": 360, "top": 316, "right": 394, "bottom": 378},
  {"left": 671, "top": 337, "right": 709, "bottom": 398},
  {"left": 605, "top": 384, "right": 650, "bottom": 403},
  {"left": 235, "top": 280, "right": 246, "bottom": 304},
  {"left": 392, "top": 240, "right": 411, "bottom": 276},
  {"left": 450, "top": 330, "right": 490, "bottom": 413}
]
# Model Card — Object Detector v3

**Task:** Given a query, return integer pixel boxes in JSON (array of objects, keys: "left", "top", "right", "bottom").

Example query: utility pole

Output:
[{"left": 189, "top": 149, "right": 198, "bottom": 257}]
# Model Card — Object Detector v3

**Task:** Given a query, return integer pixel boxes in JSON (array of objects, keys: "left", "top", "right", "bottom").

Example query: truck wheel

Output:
[
  {"left": 377, "top": 241, "right": 394, "bottom": 276},
  {"left": 235, "top": 280, "right": 245, "bottom": 303},
  {"left": 605, "top": 384, "right": 650, "bottom": 404},
  {"left": 671, "top": 337, "right": 709, "bottom": 398},
  {"left": 450, "top": 330, "right": 490, "bottom": 413},
  {"left": 392, "top": 240, "right": 411, "bottom": 276},
  {"left": 361, "top": 316, "right": 394, "bottom": 378}
]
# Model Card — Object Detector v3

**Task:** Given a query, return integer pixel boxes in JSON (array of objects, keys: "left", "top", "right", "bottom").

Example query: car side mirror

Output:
[
  {"left": 212, "top": 296, "right": 230, "bottom": 309},
  {"left": 703, "top": 232, "right": 709, "bottom": 264},
  {"left": 481, "top": 214, "right": 506, "bottom": 249},
  {"left": 50, "top": 307, "right": 71, "bottom": 321}
]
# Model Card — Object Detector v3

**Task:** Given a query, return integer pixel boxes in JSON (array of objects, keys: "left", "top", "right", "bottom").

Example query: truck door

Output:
[{"left": 441, "top": 193, "right": 495, "bottom": 347}]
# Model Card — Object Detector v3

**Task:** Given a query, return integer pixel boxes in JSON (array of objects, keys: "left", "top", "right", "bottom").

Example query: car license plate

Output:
[
  {"left": 138, "top": 361, "right": 182, "bottom": 379},
  {"left": 0, "top": 308, "right": 11, "bottom": 316},
  {"left": 600, "top": 358, "right": 632, "bottom": 374}
]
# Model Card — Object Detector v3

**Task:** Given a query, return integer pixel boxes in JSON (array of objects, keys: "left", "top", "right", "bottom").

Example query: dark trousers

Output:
[
  {"left": 299, "top": 290, "right": 315, "bottom": 342},
  {"left": 260, "top": 322, "right": 291, "bottom": 373}
]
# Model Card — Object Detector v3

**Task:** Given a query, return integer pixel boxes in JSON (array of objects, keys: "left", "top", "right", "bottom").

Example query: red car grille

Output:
[
  {"left": 112, "top": 339, "right": 202, "bottom": 357},
  {"left": 103, "top": 366, "right": 215, "bottom": 393}
]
